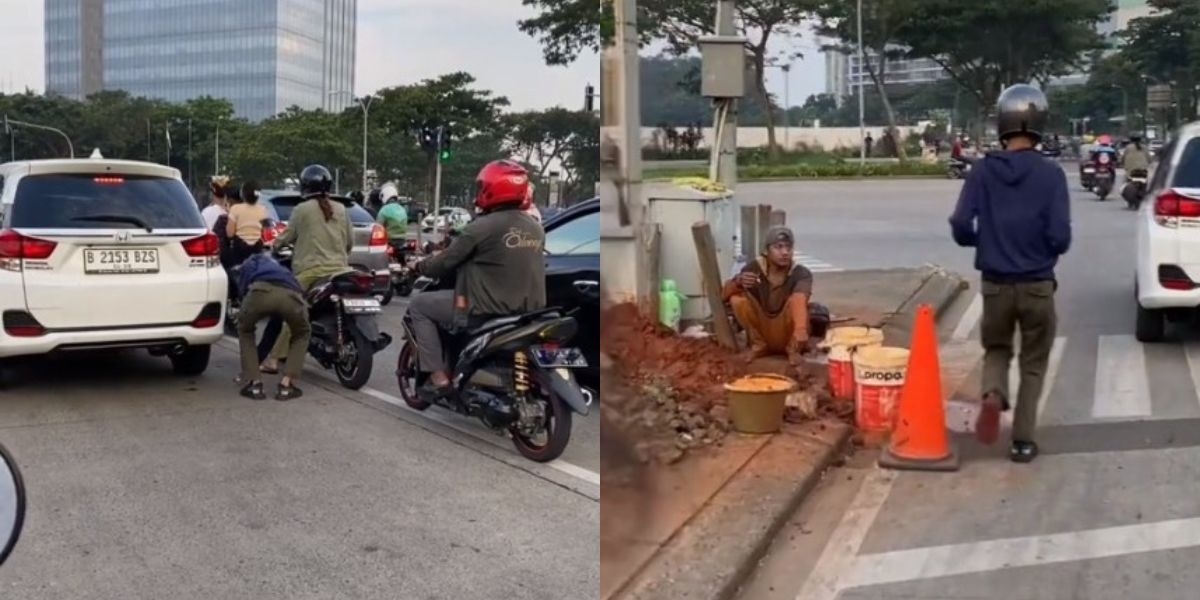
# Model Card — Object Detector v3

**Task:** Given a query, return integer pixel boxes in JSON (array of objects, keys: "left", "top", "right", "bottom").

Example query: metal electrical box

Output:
[
  {"left": 698, "top": 35, "right": 747, "bottom": 99},
  {"left": 646, "top": 182, "right": 737, "bottom": 322}
]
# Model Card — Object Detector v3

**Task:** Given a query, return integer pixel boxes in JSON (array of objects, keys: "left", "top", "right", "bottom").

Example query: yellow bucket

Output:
[
  {"left": 821, "top": 326, "right": 884, "bottom": 349},
  {"left": 852, "top": 346, "right": 910, "bottom": 433},
  {"left": 724, "top": 374, "right": 798, "bottom": 434}
]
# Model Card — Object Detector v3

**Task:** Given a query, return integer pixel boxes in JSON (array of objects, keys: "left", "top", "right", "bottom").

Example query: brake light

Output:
[
  {"left": 406, "top": 239, "right": 417, "bottom": 251},
  {"left": 1154, "top": 189, "right": 1200, "bottom": 227},
  {"left": 369, "top": 223, "right": 388, "bottom": 247},
  {"left": 181, "top": 232, "right": 221, "bottom": 257},
  {"left": 3, "top": 311, "right": 45, "bottom": 337},
  {"left": 352, "top": 272, "right": 375, "bottom": 293},
  {"left": 262, "top": 222, "right": 287, "bottom": 244},
  {"left": 191, "top": 302, "right": 222, "bottom": 328},
  {"left": 0, "top": 230, "right": 57, "bottom": 260},
  {"left": 1159, "top": 265, "right": 1196, "bottom": 290}
]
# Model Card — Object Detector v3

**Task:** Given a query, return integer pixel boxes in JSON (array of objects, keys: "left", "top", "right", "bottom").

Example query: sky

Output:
[{"left": 0, "top": 0, "right": 599, "bottom": 112}]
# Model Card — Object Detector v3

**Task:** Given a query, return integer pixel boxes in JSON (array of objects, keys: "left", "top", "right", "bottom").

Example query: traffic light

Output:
[
  {"left": 439, "top": 125, "right": 452, "bottom": 162},
  {"left": 418, "top": 122, "right": 437, "bottom": 152},
  {"left": 584, "top": 84, "right": 595, "bottom": 112}
]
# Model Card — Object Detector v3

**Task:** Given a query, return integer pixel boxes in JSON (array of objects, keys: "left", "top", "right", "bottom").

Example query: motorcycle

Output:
[
  {"left": 946, "top": 157, "right": 971, "bottom": 179},
  {"left": 271, "top": 246, "right": 393, "bottom": 389},
  {"left": 1080, "top": 163, "right": 1097, "bottom": 190},
  {"left": 0, "top": 442, "right": 25, "bottom": 566},
  {"left": 1093, "top": 153, "right": 1115, "bottom": 201},
  {"left": 395, "top": 275, "right": 591, "bottom": 463},
  {"left": 386, "top": 239, "right": 420, "bottom": 298},
  {"left": 1122, "top": 168, "right": 1149, "bottom": 210}
]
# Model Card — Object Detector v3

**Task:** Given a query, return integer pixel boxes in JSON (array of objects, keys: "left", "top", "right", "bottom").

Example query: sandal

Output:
[
  {"left": 240, "top": 381, "right": 266, "bottom": 400},
  {"left": 259, "top": 363, "right": 280, "bottom": 375},
  {"left": 276, "top": 383, "right": 303, "bottom": 401},
  {"left": 1010, "top": 440, "right": 1039, "bottom": 463}
]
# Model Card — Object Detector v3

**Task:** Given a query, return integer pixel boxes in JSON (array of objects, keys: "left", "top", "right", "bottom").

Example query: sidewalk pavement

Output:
[{"left": 601, "top": 265, "right": 968, "bottom": 600}]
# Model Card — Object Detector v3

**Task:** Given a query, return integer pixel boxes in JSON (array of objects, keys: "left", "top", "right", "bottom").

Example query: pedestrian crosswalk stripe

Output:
[
  {"left": 1001, "top": 336, "right": 1068, "bottom": 430},
  {"left": 1092, "top": 334, "right": 1152, "bottom": 418},
  {"left": 1185, "top": 344, "right": 1200, "bottom": 411},
  {"left": 793, "top": 253, "right": 844, "bottom": 273}
]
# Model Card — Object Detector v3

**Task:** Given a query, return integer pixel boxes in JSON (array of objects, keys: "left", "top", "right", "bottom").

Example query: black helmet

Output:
[
  {"left": 299, "top": 164, "right": 333, "bottom": 198},
  {"left": 996, "top": 84, "right": 1049, "bottom": 143}
]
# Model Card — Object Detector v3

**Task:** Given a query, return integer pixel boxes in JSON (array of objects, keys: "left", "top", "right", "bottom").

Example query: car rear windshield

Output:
[
  {"left": 268, "top": 196, "right": 374, "bottom": 226},
  {"left": 11, "top": 173, "right": 203, "bottom": 229},
  {"left": 1174, "top": 138, "right": 1200, "bottom": 188}
]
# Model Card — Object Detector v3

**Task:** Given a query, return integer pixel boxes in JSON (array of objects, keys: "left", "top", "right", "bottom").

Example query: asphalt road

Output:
[
  {"left": 0, "top": 297, "right": 598, "bottom": 598},
  {"left": 736, "top": 169, "right": 1200, "bottom": 599}
]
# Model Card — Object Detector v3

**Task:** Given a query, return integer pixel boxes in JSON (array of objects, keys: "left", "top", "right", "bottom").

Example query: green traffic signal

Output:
[{"left": 440, "top": 149, "right": 451, "bottom": 161}]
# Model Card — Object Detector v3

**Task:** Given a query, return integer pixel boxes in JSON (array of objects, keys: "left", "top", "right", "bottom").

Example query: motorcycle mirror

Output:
[{"left": 0, "top": 443, "right": 26, "bottom": 566}]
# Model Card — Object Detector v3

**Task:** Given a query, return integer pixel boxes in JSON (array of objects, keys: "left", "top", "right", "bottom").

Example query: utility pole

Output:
[
  {"left": 187, "top": 118, "right": 194, "bottom": 189},
  {"left": 857, "top": 0, "right": 866, "bottom": 174},
  {"left": 214, "top": 124, "right": 221, "bottom": 176},
  {"left": 709, "top": 0, "right": 740, "bottom": 188},
  {"left": 433, "top": 123, "right": 444, "bottom": 239}
]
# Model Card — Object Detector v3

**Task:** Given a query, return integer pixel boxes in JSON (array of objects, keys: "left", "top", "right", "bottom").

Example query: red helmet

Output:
[
  {"left": 475, "top": 160, "right": 530, "bottom": 212},
  {"left": 520, "top": 183, "right": 535, "bottom": 210}
]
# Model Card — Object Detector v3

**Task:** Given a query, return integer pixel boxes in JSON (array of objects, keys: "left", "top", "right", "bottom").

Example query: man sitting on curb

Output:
[{"left": 722, "top": 226, "right": 829, "bottom": 367}]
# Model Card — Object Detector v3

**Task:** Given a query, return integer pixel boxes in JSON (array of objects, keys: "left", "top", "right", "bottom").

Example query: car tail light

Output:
[
  {"left": 93, "top": 176, "right": 125, "bottom": 185},
  {"left": 191, "top": 302, "right": 222, "bottom": 328},
  {"left": 181, "top": 232, "right": 221, "bottom": 257},
  {"left": 261, "top": 222, "right": 287, "bottom": 244},
  {"left": 405, "top": 239, "right": 417, "bottom": 251},
  {"left": 3, "top": 310, "right": 45, "bottom": 337},
  {"left": 353, "top": 272, "right": 375, "bottom": 293},
  {"left": 0, "top": 230, "right": 57, "bottom": 260},
  {"left": 369, "top": 223, "right": 388, "bottom": 248},
  {"left": 1154, "top": 189, "right": 1200, "bottom": 227},
  {"left": 1158, "top": 265, "right": 1196, "bottom": 290}
]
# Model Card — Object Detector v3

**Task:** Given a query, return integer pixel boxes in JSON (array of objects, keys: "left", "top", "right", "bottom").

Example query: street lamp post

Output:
[
  {"left": 329, "top": 90, "right": 376, "bottom": 191},
  {"left": 765, "top": 62, "right": 793, "bottom": 149},
  {"left": 3, "top": 115, "right": 74, "bottom": 158},
  {"left": 856, "top": 0, "right": 865, "bottom": 174}
]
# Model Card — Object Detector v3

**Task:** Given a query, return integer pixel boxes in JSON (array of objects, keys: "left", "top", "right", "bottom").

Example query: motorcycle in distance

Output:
[
  {"left": 0, "top": 442, "right": 25, "bottom": 567},
  {"left": 386, "top": 239, "right": 420, "bottom": 298},
  {"left": 1092, "top": 152, "right": 1116, "bottom": 200},
  {"left": 239, "top": 245, "right": 393, "bottom": 389},
  {"left": 1122, "top": 168, "right": 1150, "bottom": 210},
  {"left": 946, "top": 157, "right": 972, "bottom": 180},
  {"left": 395, "top": 275, "right": 592, "bottom": 463}
]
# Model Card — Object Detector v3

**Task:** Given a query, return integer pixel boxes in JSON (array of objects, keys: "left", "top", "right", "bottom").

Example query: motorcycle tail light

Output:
[{"left": 352, "top": 272, "right": 375, "bottom": 293}]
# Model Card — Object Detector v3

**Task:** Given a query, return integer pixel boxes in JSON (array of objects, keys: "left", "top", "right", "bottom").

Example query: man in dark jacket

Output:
[
  {"left": 235, "top": 252, "right": 312, "bottom": 401},
  {"left": 949, "top": 83, "right": 1072, "bottom": 463},
  {"left": 410, "top": 160, "right": 546, "bottom": 400}
]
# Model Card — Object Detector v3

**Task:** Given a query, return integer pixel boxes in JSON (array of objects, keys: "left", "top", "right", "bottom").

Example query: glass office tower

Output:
[{"left": 45, "top": 0, "right": 356, "bottom": 121}]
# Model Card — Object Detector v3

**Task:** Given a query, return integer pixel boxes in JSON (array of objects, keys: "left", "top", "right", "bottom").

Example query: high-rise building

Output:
[
  {"left": 824, "top": 47, "right": 949, "bottom": 100},
  {"left": 44, "top": 0, "right": 356, "bottom": 121}
]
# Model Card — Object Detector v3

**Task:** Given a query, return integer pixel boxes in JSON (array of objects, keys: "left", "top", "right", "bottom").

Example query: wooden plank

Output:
[
  {"left": 642, "top": 222, "right": 662, "bottom": 321},
  {"left": 755, "top": 204, "right": 771, "bottom": 253},
  {"left": 739, "top": 205, "right": 757, "bottom": 259},
  {"left": 692, "top": 222, "right": 739, "bottom": 350},
  {"left": 770, "top": 209, "right": 786, "bottom": 227}
]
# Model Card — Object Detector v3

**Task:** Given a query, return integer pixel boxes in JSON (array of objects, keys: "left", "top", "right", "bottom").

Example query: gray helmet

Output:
[{"left": 996, "top": 84, "right": 1048, "bottom": 143}]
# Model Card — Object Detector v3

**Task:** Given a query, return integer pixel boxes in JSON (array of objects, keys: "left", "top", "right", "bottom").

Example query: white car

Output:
[
  {"left": 1135, "top": 125, "right": 1200, "bottom": 342},
  {"left": 0, "top": 158, "right": 227, "bottom": 375},
  {"left": 421, "top": 207, "right": 472, "bottom": 232}
]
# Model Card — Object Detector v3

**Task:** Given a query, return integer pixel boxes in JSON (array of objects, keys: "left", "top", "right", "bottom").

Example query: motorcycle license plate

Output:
[
  {"left": 530, "top": 345, "right": 588, "bottom": 368},
  {"left": 1096, "top": 171, "right": 1111, "bottom": 179},
  {"left": 1083, "top": 168, "right": 1095, "bottom": 173},
  {"left": 342, "top": 297, "right": 382, "bottom": 314}
]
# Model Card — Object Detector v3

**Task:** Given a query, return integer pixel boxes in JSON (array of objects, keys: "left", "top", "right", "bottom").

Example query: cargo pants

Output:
[
  {"left": 239, "top": 282, "right": 311, "bottom": 381},
  {"left": 979, "top": 279, "right": 1057, "bottom": 442}
]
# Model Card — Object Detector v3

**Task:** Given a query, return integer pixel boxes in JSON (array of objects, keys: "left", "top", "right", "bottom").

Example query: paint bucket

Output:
[
  {"left": 823, "top": 326, "right": 884, "bottom": 401},
  {"left": 724, "top": 373, "right": 797, "bottom": 434},
  {"left": 852, "top": 346, "right": 910, "bottom": 433}
]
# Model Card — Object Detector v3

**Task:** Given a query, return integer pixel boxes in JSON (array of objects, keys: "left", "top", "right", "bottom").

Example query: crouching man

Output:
[{"left": 722, "top": 226, "right": 829, "bottom": 366}]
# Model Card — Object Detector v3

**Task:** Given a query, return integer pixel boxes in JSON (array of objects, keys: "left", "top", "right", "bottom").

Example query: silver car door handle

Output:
[{"left": 573, "top": 280, "right": 599, "bottom": 295}]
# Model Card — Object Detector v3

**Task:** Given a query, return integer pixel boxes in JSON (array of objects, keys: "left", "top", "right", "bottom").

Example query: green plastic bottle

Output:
[{"left": 660, "top": 279, "right": 685, "bottom": 331}]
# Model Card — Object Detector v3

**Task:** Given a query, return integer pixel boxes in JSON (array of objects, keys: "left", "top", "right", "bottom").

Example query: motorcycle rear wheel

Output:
[
  {"left": 511, "top": 383, "right": 573, "bottom": 463},
  {"left": 334, "top": 326, "right": 373, "bottom": 390},
  {"left": 395, "top": 342, "right": 430, "bottom": 410}
]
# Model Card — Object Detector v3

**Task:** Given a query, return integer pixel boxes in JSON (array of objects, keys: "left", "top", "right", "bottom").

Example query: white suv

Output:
[
  {"left": 1135, "top": 126, "right": 1200, "bottom": 341},
  {"left": 0, "top": 158, "right": 227, "bottom": 375}
]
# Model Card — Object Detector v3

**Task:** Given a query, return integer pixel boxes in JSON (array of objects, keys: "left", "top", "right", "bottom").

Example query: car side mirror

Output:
[{"left": 0, "top": 443, "right": 26, "bottom": 566}]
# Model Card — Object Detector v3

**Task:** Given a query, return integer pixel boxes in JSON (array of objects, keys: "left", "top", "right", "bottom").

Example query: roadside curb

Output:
[{"left": 609, "top": 265, "right": 968, "bottom": 600}]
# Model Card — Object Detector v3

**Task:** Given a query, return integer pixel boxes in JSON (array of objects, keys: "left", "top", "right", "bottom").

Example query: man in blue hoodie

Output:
[
  {"left": 948, "top": 84, "right": 1072, "bottom": 463},
  {"left": 236, "top": 252, "right": 311, "bottom": 401}
]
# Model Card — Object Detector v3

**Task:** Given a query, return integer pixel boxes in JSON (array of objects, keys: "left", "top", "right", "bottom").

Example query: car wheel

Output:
[
  {"left": 1136, "top": 302, "right": 1166, "bottom": 343},
  {"left": 170, "top": 345, "right": 212, "bottom": 376}
]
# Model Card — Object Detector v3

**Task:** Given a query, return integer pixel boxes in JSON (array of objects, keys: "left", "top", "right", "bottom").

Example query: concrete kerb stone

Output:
[{"left": 612, "top": 266, "right": 967, "bottom": 600}]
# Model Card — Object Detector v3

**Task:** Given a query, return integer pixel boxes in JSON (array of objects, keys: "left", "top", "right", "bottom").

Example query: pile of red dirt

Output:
[{"left": 601, "top": 302, "right": 747, "bottom": 410}]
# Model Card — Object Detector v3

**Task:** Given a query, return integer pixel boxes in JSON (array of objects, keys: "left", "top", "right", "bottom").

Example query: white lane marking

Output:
[
  {"left": 794, "top": 468, "right": 897, "bottom": 600},
  {"left": 842, "top": 515, "right": 1200, "bottom": 589},
  {"left": 1184, "top": 344, "right": 1200, "bottom": 411},
  {"left": 1037, "top": 337, "right": 1068, "bottom": 422},
  {"left": 217, "top": 336, "right": 601, "bottom": 487},
  {"left": 1092, "top": 334, "right": 1152, "bottom": 418},
  {"left": 361, "top": 387, "right": 602, "bottom": 487},
  {"left": 794, "top": 253, "right": 845, "bottom": 273},
  {"left": 1002, "top": 335, "right": 1067, "bottom": 429},
  {"left": 951, "top": 293, "right": 983, "bottom": 341}
]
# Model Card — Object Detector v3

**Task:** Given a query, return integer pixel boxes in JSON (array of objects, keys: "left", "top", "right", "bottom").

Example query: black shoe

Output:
[
  {"left": 417, "top": 381, "right": 453, "bottom": 403},
  {"left": 276, "top": 383, "right": 303, "bottom": 401},
  {"left": 240, "top": 381, "right": 266, "bottom": 400},
  {"left": 1010, "top": 440, "right": 1039, "bottom": 463}
]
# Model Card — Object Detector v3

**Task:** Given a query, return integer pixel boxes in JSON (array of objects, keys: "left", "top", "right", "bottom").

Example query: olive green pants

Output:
[
  {"left": 270, "top": 268, "right": 344, "bottom": 361},
  {"left": 979, "top": 279, "right": 1057, "bottom": 443},
  {"left": 239, "top": 282, "right": 311, "bottom": 381}
]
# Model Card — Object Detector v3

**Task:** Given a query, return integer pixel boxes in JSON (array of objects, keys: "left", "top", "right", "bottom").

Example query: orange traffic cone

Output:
[{"left": 878, "top": 304, "right": 960, "bottom": 472}]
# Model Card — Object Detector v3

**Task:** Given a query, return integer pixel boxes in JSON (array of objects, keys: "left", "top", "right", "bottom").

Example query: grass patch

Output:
[{"left": 645, "top": 161, "right": 945, "bottom": 181}]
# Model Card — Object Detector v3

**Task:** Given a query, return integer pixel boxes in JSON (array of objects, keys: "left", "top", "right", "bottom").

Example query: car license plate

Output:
[
  {"left": 83, "top": 248, "right": 159, "bottom": 274},
  {"left": 530, "top": 345, "right": 588, "bottom": 368},
  {"left": 1083, "top": 167, "right": 1095, "bottom": 173},
  {"left": 342, "top": 297, "right": 381, "bottom": 314}
]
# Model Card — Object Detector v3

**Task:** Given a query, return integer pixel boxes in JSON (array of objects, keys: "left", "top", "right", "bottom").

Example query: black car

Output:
[{"left": 542, "top": 198, "right": 600, "bottom": 392}]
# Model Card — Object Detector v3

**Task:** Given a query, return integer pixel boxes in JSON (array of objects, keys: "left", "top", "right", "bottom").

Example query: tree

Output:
[
  {"left": 816, "top": 0, "right": 924, "bottom": 160},
  {"left": 898, "top": 0, "right": 1112, "bottom": 136},
  {"left": 1121, "top": 0, "right": 1200, "bottom": 126}
]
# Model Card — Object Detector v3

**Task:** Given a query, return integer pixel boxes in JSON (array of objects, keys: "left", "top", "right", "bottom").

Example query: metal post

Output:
[
  {"left": 783, "top": 64, "right": 791, "bottom": 150},
  {"left": 146, "top": 118, "right": 151, "bottom": 161},
  {"left": 714, "top": 0, "right": 738, "bottom": 188},
  {"left": 4, "top": 115, "right": 75, "bottom": 158},
  {"left": 214, "top": 125, "right": 220, "bottom": 175},
  {"left": 360, "top": 97, "right": 370, "bottom": 192},
  {"left": 433, "top": 124, "right": 444, "bottom": 240},
  {"left": 187, "top": 118, "right": 194, "bottom": 189},
  {"left": 857, "top": 0, "right": 865, "bottom": 173}
]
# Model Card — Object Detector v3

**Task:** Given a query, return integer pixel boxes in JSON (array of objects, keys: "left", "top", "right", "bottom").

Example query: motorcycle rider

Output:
[
  {"left": 375, "top": 182, "right": 410, "bottom": 252},
  {"left": 261, "top": 164, "right": 355, "bottom": 375},
  {"left": 1122, "top": 134, "right": 1151, "bottom": 176},
  {"left": 408, "top": 160, "right": 546, "bottom": 401},
  {"left": 948, "top": 83, "right": 1071, "bottom": 464}
]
